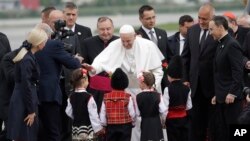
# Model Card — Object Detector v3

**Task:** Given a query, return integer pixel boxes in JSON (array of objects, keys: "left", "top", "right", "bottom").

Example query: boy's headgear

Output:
[
  {"left": 167, "top": 55, "right": 183, "bottom": 78},
  {"left": 111, "top": 68, "right": 128, "bottom": 90}
]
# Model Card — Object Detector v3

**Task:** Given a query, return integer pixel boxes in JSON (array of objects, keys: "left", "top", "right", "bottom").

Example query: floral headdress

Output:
[
  {"left": 81, "top": 68, "right": 88, "bottom": 78},
  {"left": 137, "top": 71, "right": 144, "bottom": 83}
]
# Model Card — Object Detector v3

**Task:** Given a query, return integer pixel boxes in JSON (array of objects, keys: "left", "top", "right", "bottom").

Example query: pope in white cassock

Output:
[{"left": 83, "top": 24, "right": 165, "bottom": 141}]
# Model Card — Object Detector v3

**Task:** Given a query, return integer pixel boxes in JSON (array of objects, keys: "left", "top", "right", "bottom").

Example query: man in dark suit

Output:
[
  {"left": 182, "top": 3, "right": 217, "bottom": 141},
  {"left": 36, "top": 40, "right": 82, "bottom": 141},
  {"left": 0, "top": 32, "right": 11, "bottom": 141},
  {"left": 243, "top": 32, "right": 250, "bottom": 87},
  {"left": 168, "top": 15, "right": 194, "bottom": 56},
  {"left": 138, "top": 5, "right": 173, "bottom": 90},
  {"left": 82, "top": 16, "right": 119, "bottom": 113},
  {"left": 36, "top": 11, "right": 83, "bottom": 141},
  {"left": 0, "top": 50, "right": 19, "bottom": 141},
  {"left": 223, "top": 12, "right": 250, "bottom": 88},
  {"left": 209, "top": 16, "right": 243, "bottom": 141},
  {"left": 0, "top": 32, "right": 11, "bottom": 61},
  {"left": 63, "top": 2, "right": 92, "bottom": 55},
  {"left": 60, "top": 6, "right": 88, "bottom": 140},
  {"left": 223, "top": 11, "right": 249, "bottom": 47}
]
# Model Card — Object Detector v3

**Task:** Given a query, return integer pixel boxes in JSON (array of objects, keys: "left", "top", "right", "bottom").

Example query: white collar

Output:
[
  {"left": 142, "top": 88, "right": 154, "bottom": 92},
  {"left": 179, "top": 33, "right": 185, "bottom": 41},
  {"left": 142, "top": 26, "right": 155, "bottom": 34},
  {"left": 65, "top": 24, "right": 76, "bottom": 32},
  {"left": 74, "top": 88, "right": 87, "bottom": 92}
]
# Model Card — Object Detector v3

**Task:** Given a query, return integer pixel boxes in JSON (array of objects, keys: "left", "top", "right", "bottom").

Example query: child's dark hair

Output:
[
  {"left": 111, "top": 68, "right": 128, "bottom": 90},
  {"left": 142, "top": 72, "right": 155, "bottom": 87},
  {"left": 70, "top": 68, "right": 88, "bottom": 88}
]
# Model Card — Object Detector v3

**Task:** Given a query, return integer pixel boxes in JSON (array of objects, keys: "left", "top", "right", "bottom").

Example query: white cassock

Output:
[{"left": 90, "top": 37, "right": 165, "bottom": 141}]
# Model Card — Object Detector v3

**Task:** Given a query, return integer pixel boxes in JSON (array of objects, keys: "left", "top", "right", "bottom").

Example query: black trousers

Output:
[
  {"left": 209, "top": 101, "right": 242, "bottom": 141},
  {"left": 38, "top": 102, "right": 61, "bottom": 141},
  {"left": 106, "top": 123, "right": 133, "bottom": 141},
  {"left": 166, "top": 117, "right": 189, "bottom": 141},
  {"left": 189, "top": 82, "right": 215, "bottom": 141}
]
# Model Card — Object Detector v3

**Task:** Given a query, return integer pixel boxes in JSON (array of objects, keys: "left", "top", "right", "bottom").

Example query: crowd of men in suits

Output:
[{"left": 1, "top": 1, "right": 250, "bottom": 141}]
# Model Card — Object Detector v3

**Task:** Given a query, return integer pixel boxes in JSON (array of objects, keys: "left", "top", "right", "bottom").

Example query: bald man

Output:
[
  {"left": 182, "top": 3, "right": 217, "bottom": 141},
  {"left": 43, "top": 10, "right": 83, "bottom": 141},
  {"left": 36, "top": 10, "right": 83, "bottom": 141}
]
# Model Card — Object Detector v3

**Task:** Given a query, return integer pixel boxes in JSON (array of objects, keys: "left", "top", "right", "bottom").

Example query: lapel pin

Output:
[
  {"left": 78, "top": 32, "right": 81, "bottom": 35},
  {"left": 159, "top": 36, "right": 161, "bottom": 39}
]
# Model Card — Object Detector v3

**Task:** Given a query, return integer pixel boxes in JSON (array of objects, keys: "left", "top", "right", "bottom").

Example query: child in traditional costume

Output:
[
  {"left": 99, "top": 68, "right": 136, "bottom": 141},
  {"left": 65, "top": 68, "right": 105, "bottom": 141},
  {"left": 136, "top": 71, "right": 167, "bottom": 141},
  {"left": 163, "top": 55, "right": 192, "bottom": 141}
]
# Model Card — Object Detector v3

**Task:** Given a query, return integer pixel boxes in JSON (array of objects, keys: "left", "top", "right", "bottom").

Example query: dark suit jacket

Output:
[
  {"left": 235, "top": 26, "right": 249, "bottom": 47},
  {"left": 168, "top": 32, "right": 181, "bottom": 56},
  {"left": 0, "top": 32, "right": 11, "bottom": 61},
  {"left": 242, "top": 31, "right": 250, "bottom": 86},
  {"left": 138, "top": 27, "right": 172, "bottom": 62},
  {"left": 74, "top": 24, "right": 92, "bottom": 56},
  {"left": 35, "top": 40, "right": 81, "bottom": 105},
  {"left": 62, "top": 34, "right": 81, "bottom": 55},
  {"left": 82, "top": 35, "right": 119, "bottom": 64},
  {"left": 0, "top": 32, "right": 11, "bottom": 120},
  {"left": 243, "top": 31, "right": 250, "bottom": 64},
  {"left": 0, "top": 49, "right": 19, "bottom": 120},
  {"left": 75, "top": 23, "right": 92, "bottom": 41},
  {"left": 182, "top": 24, "right": 218, "bottom": 98},
  {"left": 61, "top": 34, "right": 81, "bottom": 97},
  {"left": 214, "top": 34, "right": 243, "bottom": 103}
]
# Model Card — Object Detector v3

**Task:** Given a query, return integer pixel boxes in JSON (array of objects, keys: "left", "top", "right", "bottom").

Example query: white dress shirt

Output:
[{"left": 163, "top": 87, "right": 192, "bottom": 117}]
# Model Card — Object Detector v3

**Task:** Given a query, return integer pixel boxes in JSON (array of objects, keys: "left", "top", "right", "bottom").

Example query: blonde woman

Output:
[{"left": 7, "top": 28, "right": 48, "bottom": 141}]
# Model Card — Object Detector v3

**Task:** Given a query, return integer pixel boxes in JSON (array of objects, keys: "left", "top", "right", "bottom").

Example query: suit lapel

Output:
[
  {"left": 74, "top": 24, "right": 81, "bottom": 36},
  {"left": 139, "top": 27, "right": 150, "bottom": 40},
  {"left": 176, "top": 35, "right": 180, "bottom": 55},
  {"left": 154, "top": 29, "right": 160, "bottom": 47},
  {"left": 194, "top": 26, "right": 201, "bottom": 55}
]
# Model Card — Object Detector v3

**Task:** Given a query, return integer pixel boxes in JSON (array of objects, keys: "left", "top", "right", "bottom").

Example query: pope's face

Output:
[{"left": 120, "top": 33, "right": 136, "bottom": 49}]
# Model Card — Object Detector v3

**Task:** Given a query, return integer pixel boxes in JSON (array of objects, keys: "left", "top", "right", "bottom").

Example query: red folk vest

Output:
[{"left": 104, "top": 90, "right": 132, "bottom": 124}]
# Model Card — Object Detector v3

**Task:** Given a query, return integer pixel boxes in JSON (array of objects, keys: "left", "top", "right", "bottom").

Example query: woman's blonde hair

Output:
[
  {"left": 27, "top": 28, "right": 48, "bottom": 46},
  {"left": 13, "top": 28, "right": 48, "bottom": 63}
]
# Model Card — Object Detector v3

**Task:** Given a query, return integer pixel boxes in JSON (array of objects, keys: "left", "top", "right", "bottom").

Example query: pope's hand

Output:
[{"left": 82, "top": 63, "right": 96, "bottom": 74}]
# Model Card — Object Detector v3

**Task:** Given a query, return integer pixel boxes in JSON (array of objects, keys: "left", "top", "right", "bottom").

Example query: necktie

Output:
[
  {"left": 200, "top": 29, "right": 207, "bottom": 51},
  {"left": 149, "top": 30, "right": 158, "bottom": 45}
]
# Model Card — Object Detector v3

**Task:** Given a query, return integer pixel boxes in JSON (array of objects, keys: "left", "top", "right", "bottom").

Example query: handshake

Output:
[{"left": 73, "top": 54, "right": 97, "bottom": 75}]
